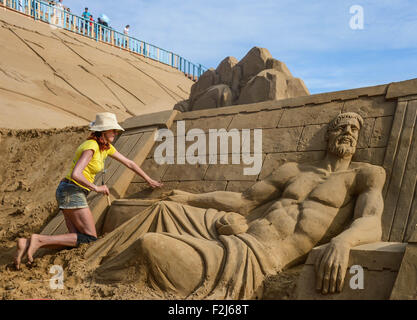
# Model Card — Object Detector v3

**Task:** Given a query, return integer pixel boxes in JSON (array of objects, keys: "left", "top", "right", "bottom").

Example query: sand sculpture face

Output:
[
  {"left": 85, "top": 112, "right": 385, "bottom": 299},
  {"left": 326, "top": 114, "right": 362, "bottom": 158}
]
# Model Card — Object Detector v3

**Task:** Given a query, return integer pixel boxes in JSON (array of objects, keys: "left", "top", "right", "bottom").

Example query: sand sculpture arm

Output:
[
  {"left": 315, "top": 165, "right": 386, "bottom": 294},
  {"left": 167, "top": 162, "right": 298, "bottom": 216}
]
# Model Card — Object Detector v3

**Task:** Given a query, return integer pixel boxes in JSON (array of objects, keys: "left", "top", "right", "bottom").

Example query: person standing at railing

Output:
[
  {"left": 55, "top": 0, "right": 64, "bottom": 26},
  {"left": 89, "top": 15, "right": 94, "bottom": 37},
  {"left": 81, "top": 7, "right": 91, "bottom": 34},
  {"left": 82, "top": 7, "right": 91, "bottom": 20},
  {"left": 123, "top": 24, "right": 130, "bottom": 48},
  {"left": 56, "top": 0, "right": 64, "bottom": 10},
  {"left": 98, "top": 14, "right": 110, "bottom": 42}
]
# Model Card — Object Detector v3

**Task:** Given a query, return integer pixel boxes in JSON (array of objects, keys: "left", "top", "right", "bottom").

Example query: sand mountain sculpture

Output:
[{"left": 175, "top": 47, "right": 309, "bottom": 112}]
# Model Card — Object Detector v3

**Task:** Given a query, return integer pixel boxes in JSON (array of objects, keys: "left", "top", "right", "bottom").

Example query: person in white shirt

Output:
[
  {"left": 123, "top": 25, "right": 130, "bottom": 48},
  {"left": 54, "top": 0, "right": 64, "bottom": 26}
]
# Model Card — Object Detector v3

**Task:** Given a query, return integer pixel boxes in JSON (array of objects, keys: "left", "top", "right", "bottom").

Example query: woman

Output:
[{"left": 15, "top": 112, "right": 163, "bottom": 270}]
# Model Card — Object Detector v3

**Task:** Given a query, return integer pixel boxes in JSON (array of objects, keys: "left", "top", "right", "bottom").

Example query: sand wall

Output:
[{"left": 125, "top": 80, "right": 417, "bottom": 243}]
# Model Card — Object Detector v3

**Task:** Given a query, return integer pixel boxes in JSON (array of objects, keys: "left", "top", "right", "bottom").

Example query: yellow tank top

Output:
[{"left": 65, "top": 140, "right": 116, "bottom": 191}]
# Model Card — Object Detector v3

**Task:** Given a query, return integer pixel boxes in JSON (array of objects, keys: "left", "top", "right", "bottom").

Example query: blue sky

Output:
[{"left": 65, "top": 0, "right": 417, "bottom": 94}]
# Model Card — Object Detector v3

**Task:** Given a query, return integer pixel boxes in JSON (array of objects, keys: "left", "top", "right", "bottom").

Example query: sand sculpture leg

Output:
[
  {"left": 94, "top": 232, "right": 223, "bottom": 297},
  {"left": 85, "top": 200, "right": 276, "bottom": 299}
]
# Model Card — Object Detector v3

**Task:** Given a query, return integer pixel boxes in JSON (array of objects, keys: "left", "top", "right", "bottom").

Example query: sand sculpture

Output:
[
  {"left": 83, "top": 112, "right": 385, "bottom": 299},
  {"left": 174, "top": 47, "right": 310, "bottom": 112}
]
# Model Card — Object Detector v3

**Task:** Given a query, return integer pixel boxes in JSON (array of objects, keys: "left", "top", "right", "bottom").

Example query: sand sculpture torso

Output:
[
  {"left": 246, "top": 161, "right": 381, "bottom": 252},
  {"left": 84, "top": 112, "right": 385, "bottom": 299}
]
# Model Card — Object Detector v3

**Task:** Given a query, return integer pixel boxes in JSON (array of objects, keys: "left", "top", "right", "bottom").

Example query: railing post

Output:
[{"left": 32, "top": 0, "right": 36, "bottom": 20}]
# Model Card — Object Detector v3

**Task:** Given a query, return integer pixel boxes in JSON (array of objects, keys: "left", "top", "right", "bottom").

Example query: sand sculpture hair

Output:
[{"left": 327, "top": 112, "right": 364, "bottom": 133}]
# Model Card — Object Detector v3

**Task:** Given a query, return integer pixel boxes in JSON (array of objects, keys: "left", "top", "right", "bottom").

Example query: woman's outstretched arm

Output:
[{"left": 110, "top": 151, "right": 163, "bottom": 188}]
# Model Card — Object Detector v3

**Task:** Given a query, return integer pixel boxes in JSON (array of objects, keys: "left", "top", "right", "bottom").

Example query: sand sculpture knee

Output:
[
  {"left": 86, "top": 112, "right": 386, "bottom": 299},
  {"left": 138, "top": 233, "right": 205, "bottom": 295}
]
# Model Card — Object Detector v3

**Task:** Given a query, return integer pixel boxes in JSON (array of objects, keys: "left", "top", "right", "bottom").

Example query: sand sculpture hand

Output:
[
  {"left": 314, "top": 239, "right": 351, "bottom": 294},
  {"left": 164, "top": 189, "right": 193, "bottom": 204}
]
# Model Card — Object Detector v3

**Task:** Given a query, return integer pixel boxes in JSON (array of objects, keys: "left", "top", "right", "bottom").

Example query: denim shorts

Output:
[{"left": 55, "top": 181, "right": 89, "bottom": 210}]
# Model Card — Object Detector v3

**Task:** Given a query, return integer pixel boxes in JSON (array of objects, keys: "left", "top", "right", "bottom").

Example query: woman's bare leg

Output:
[
  {"left": 31, "top": 210, "right": 80, "bottom": 252},
  {"left": 63, "top": 211, "right": 78, "bottom": 233},
  {"left": 63, "top": 207, "right": 97, "bottom": 237},
  {"left": 26, "top": 207, "right": 97, "bottom": 263},
  {"left": 27, "top": 233, "right": 78, "bottom": 263}
]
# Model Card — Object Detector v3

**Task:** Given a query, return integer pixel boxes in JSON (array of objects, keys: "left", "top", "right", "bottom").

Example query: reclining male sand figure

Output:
[{"left": 84, "top": 112, "right": 386, "bottom": 299}]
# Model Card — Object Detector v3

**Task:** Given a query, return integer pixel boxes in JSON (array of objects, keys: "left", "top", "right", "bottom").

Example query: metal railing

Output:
[{"left": 0, "top": 0, "right": 207, "bottom": 80}]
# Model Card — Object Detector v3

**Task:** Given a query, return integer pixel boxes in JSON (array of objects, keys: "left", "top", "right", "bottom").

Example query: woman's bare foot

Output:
[
  {"left": 27, "top": 234, "right": 43, "bottom": 264},
  {"left": 15, "top": 238, "right": 30, "bottom": 270}
]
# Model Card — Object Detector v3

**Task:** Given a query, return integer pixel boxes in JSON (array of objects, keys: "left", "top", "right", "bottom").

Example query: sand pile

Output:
[{"left": 0, "top": 244, "right": 168, "bottom": 300}]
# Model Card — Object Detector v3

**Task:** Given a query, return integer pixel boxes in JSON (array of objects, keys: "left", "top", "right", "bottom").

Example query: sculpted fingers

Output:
[
  {"left": 329, "top": 263, "right": 339, "bottom": 294},
  {"left": 316, "top": 247, "right": 332, "bottom": 292},
  {"left": 337, "top": 261, "right": 349, "bottom": 292},
  {"left": 336, "top": 265, "right": 344, "bottom": 292},
  {"left": 321, "top": 254, "right": 335, "bottom": 294}
]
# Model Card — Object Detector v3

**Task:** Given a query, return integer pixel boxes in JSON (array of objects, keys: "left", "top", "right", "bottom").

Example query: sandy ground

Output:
[
  {"left": 0, "top": 127, "right": 301, "bottom": 300},
  {"left": 0, "top": 9, "right": 193, "bottom": 129}
]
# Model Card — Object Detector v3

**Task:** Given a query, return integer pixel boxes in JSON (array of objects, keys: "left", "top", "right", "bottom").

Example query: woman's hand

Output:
[
  {"left": 94, "top": 185, "right": 110, "bottom": 195},
  {"left": 147, "top": 179, "right": 163, "bottom": 189}
]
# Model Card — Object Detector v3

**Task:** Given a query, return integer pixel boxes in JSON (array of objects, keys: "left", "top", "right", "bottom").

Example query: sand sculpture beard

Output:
[{"left": 328, "top": 134, "right": 357, "bottom": 159}]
